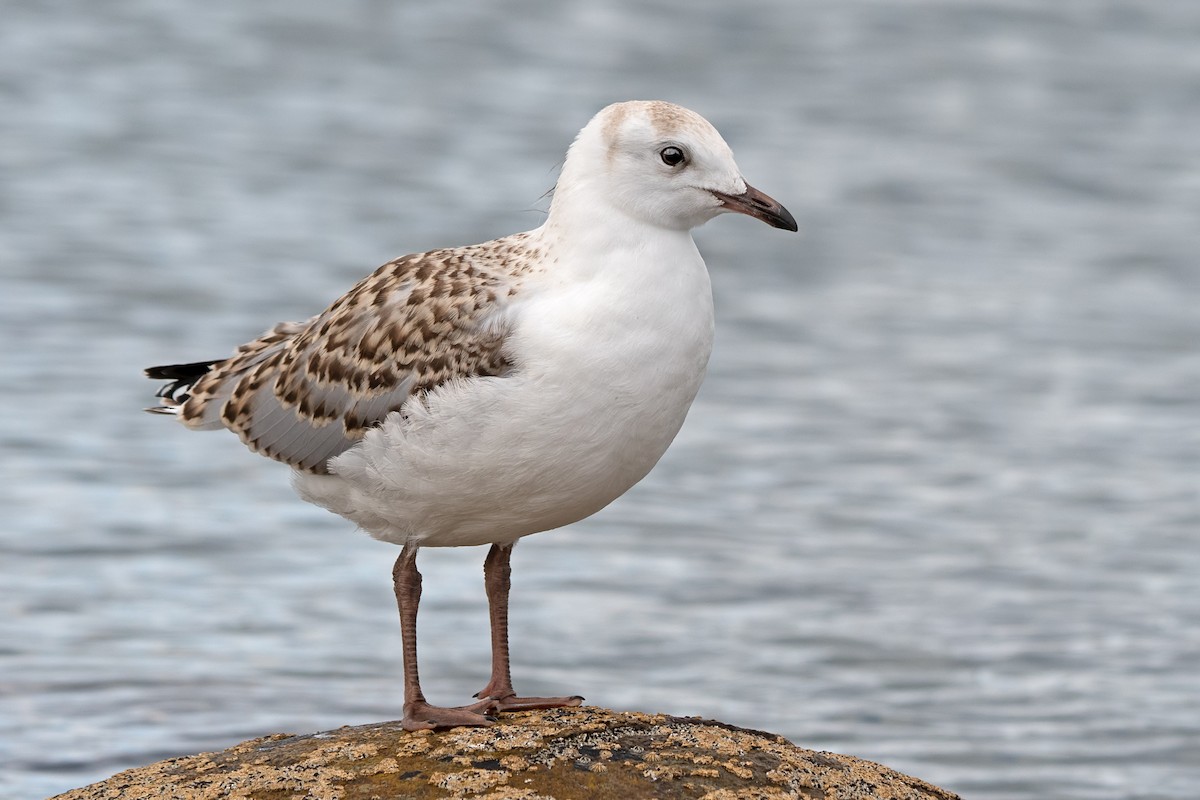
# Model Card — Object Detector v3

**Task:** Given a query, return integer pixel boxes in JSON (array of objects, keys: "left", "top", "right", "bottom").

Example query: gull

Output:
[{"left": 146, "top": 100, "right": 797, "bottom": 731}]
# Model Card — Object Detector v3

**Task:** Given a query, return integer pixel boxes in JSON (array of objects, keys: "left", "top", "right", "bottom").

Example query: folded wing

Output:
[{"left": 147, "top": 237, "right": 531, "bottom": 473}]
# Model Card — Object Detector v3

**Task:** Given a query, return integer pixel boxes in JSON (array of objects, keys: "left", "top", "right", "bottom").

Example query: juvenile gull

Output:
[{"left": 146, "top": 100, "right": 797, "bottom": 731}]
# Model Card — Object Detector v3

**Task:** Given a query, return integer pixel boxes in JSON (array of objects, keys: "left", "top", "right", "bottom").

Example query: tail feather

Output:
[
  {"left": 145, "top": 360, "right": 222, "bottom": 412},
  {"left": 144, "top": 320, "right": 307, "bottom": 427}
]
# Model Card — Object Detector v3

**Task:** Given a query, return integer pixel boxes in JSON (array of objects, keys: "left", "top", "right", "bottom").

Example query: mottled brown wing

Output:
[{"left": 166, "top": 237, "right": 530, "bottom": 473}]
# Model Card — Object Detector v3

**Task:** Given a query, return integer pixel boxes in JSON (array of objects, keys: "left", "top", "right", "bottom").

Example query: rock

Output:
[{"left": 52, "top": 707, "right": 960, "bottom": 799}]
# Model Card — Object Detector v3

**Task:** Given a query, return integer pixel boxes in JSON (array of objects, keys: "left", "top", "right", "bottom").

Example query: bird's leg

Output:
[
  {"left": 474, "top": 542, "right": 584, "bottom": 712},
  {"left": 393, "top": 544, "right": 497, "bottom": 731}
]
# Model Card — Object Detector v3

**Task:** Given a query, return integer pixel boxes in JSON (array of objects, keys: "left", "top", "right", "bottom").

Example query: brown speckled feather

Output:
[{"left": 152, "top": 233, "right": 540, "bottom": 473}]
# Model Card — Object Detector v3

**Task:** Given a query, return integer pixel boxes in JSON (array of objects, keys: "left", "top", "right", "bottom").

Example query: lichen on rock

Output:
[{"left": 52, "top": 707, "right": 960, "bottom": 800}]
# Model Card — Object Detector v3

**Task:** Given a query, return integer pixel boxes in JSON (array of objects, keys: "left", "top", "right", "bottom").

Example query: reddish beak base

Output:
[{"left": 712, "top": 183, "right": 798, "bottom": 232}]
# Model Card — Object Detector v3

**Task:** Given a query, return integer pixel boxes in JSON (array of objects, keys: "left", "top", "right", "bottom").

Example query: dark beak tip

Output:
[
  {"left": 716, "top": 185, "right": 798, "bottom": 233},
  {"left": 773, "top": 207, "right": 799, "bottom": 233}
]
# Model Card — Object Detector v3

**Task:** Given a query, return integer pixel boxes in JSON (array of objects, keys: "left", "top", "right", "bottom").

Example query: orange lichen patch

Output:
[{"left": 52, "top": 707, "right": 960, "bottom": 800}]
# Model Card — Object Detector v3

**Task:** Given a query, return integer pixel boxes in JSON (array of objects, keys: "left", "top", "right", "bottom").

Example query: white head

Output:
[{"left": 550, "top": 100, "right": 796, "bottom": 233}]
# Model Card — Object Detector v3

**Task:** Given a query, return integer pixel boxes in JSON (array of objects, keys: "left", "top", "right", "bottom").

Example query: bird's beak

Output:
[{"left": 712, "top": 182, "right": 798, "bottom": 232}]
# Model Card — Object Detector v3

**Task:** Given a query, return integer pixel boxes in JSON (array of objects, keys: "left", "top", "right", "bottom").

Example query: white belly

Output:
[{"left": 293, "top": 235, "right": 715, "bottom": 548}]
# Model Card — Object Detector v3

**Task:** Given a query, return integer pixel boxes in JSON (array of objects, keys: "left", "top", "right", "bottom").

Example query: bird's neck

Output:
[{"left": 543, "top": 180, "right": 692, "bottom": 258}]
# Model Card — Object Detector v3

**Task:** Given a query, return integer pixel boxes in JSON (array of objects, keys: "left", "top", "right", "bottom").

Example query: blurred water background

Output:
[{"left": 3, "top": 2, "right": 1199, "bottom": 798}]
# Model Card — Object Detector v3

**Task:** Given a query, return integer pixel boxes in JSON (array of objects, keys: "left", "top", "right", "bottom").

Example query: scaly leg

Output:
[
  {"left": 393, "top": 544, "right": 497, "bottom": 730},
  {"left": 474, "top": 542, "right": 584, "bottom": 711}
]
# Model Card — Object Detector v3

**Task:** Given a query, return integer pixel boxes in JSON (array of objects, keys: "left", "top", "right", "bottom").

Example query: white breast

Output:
[{"left": 292, "top": 226, "right": 715, "bottom": 548}]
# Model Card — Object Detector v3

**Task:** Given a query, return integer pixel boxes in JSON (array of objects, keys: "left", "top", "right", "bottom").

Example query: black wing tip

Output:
[
  {"left": 145, "top": 360, "right": 221, "bottom": 381},
  {"left": 146, "top": 359, "right": 222, "bottom": 407}
]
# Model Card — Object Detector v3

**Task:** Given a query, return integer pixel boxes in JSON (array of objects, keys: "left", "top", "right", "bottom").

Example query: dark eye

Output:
[{"left": 659, "top": 146, "right": 686, "bottom": 167}]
